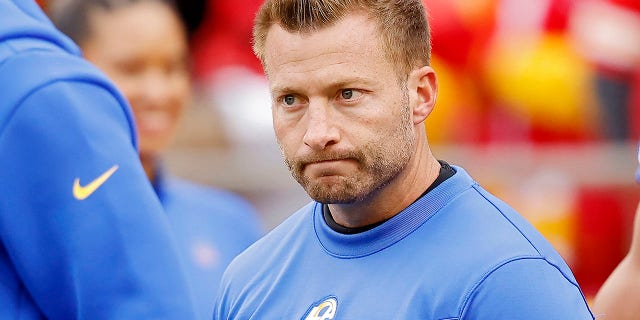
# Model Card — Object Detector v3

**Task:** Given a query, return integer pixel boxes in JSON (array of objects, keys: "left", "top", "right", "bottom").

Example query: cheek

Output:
[
  {"left": 173, "top": 75, "right": 191, "bottom": 101},
  {"left": 170, "top": 85, "right": 189, "bottom": 116},
  {"left": 272, "top": 110, "right": 293, "bottom": 138},
  {"left": 110, "top": 75, "right": 142, "bottom": 104},
  {"left": 273, "top": 121, "right": 291, "bottom": 146},
  {"left": 273, "top": 118, "right": 303, "bottom": 151}
]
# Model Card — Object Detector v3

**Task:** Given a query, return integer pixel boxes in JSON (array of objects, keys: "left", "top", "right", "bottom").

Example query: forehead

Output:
[
  {"left": 262, "top": 13, "right": 395, "bottom": 87},
  {"left": 84, "top": 2, "right": 185, "bottom": 54}
]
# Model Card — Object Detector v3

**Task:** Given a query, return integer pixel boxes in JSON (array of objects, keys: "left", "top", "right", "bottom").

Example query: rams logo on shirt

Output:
[{"left": 302, "top": 296, "right": 338, "bottom": 320}]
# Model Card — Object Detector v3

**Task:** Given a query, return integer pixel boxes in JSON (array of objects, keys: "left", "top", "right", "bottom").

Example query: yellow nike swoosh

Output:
[{"left": 73, "top": 165, "right": 119, "bottom": 200}]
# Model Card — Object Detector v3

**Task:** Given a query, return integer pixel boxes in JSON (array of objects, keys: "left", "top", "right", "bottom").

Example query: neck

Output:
[
  {"left": 140, "top": 153, "right": 156, "bottom": 183},
  {"left": 328, "top": 137, "right": 440, "bottom": 228}
]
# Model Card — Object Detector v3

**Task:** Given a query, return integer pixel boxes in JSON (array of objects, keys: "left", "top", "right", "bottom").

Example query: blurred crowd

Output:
[{"left": 425, "top": 0, "right": 640, "bottom": 144}]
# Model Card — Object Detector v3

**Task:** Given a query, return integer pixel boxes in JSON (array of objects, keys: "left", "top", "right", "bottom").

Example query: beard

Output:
[{"left": 282, "top": 94, "right": 415, "bottom": 204}]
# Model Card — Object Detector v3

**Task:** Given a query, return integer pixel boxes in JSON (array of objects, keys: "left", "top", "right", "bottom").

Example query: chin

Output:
[
  {"left": 305, "top": 183, "right": 362, "bottom": 204},
  {"left": 138, "top": 140, "right": 170, "bottom": 157}
]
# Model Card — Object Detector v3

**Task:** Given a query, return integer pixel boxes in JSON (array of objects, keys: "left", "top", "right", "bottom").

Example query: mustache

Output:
[{"left": 288, "top": 150, "right": 362, "bottom": 168}]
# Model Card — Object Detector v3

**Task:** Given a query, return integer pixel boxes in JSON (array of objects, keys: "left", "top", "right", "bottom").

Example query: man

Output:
[
  {"left": 591, "top": 145, "right": 640, "bottom": 319},
  {"left": 0, "top": 0, "right": 196, "bottom": 318},
  {"left": 213, "top": 0, "right": 594, "bottom": 319}
]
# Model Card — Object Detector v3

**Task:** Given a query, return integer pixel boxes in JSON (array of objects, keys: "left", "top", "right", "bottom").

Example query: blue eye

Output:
[
  {"left": 341, "top": 89, "right": 353, "bottom": 99},
  {"left": 283, "top": 95, "right": 296, "bottom": 105}
]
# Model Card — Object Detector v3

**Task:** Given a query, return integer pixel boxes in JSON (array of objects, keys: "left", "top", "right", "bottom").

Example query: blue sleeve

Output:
[
  {"left": 462, "top": 258, "right": 594, "bottom": 319},
  {"left": 0, "top": 81, "right": 196, "bottom": 319}
]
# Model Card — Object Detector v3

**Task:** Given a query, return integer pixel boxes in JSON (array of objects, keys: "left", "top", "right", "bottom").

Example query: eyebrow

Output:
[
  {"left": 331, "top": 77, "right": 375, "bottom": 88},
  {"left": 271, "top": 76, "right": 376, "bottom": 95},
  {"left": 271, "top": 85, "right": 297, "bottom": 96}
]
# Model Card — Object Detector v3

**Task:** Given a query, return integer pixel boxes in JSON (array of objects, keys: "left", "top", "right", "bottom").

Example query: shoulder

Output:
[
  {"left": 464, "top": 182, "right": 573, "bottom": 268},
  {"left": 461, "top": 257, "right": 593, "bottom": 318},
  {"left": 438, "top": 168, "right": 593, "bottom": 318},
  {"left": 442, "top": 168, "right": 573, "bottom": 267},
  {"left": 0, "top": 46, "right": 133, "bottom": 138},
  {"left": 0, "top": 14, "right": 121, "bottom": 111},
  {"left": 5, "top": 54, "right": 119, "bottom": 99}
]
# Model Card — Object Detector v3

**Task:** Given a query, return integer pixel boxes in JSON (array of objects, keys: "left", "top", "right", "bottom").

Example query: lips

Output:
[
  {"left": 304, "top": 158, "right": 356, "bottom": 176},
  {"left": 136, "top": 110, "right": 175, "bottom": 135}
]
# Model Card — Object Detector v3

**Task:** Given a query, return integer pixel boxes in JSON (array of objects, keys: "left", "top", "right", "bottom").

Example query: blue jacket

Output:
[{"left": 0, "top": 1, "right": 196, "bottom": 318}]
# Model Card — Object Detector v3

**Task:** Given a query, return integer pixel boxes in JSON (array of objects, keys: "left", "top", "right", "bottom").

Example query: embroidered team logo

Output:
[{"left": 302, "top": 296, "right": 338, "bottom": 320}]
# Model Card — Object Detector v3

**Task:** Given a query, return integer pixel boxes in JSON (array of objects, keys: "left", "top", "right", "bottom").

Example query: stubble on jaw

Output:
[{"left": 280, "top": 92, "right": 415, "bottom": 205}]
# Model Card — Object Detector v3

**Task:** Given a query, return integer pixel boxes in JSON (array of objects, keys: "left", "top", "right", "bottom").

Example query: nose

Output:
[
  {"left": 139, "top": 69, "right": 174, "bottom": 107},
  {"left": 303, "top": 102, "right": 340, "bottom": 150}
]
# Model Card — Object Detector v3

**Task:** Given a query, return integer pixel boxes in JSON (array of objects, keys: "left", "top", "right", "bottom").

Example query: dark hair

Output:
[
  {"left": 47, "top": 0, "right": 180, "bottom": 45},
  {"left": 253, "top": 0, "right": 431, "bottom": 78}
]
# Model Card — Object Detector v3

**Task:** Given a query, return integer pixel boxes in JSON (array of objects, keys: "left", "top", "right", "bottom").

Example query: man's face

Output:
[{"left": 263, "top": 13, "right": 416, "bottom": 204}]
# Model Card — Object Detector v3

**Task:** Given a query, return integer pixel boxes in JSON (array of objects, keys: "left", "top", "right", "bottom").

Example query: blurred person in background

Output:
[
  {"left": 0, "top": 0, "right": 196, "bottom": 318},
  {"left": 47, "top": 1, "right": 264, "bottom": 318}
]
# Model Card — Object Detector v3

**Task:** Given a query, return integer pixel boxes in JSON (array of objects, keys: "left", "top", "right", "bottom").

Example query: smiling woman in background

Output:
[{"left": 47, "top": 1, "right": 263, "bottom": 318}]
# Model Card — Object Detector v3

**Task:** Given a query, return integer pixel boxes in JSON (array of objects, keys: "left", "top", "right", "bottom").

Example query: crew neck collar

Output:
[{"left": 313, "top": 165, "right": 475, "bottom": 258}]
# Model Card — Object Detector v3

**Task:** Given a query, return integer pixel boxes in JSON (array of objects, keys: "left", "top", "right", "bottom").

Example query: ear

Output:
[{"left": 407, "top": 65, "right": 437, "bottom": 125}]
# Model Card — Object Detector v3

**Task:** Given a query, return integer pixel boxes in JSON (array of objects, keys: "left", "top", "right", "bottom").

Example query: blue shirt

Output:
[
  {"left": 0, "top": 1, "right": 196, "bottom": 318},
  {"left": 214, "top": 166, "right": 594, "bottom": 319},
  {"left": 154, "top": 171, "right": 263, "bottom": 319}
]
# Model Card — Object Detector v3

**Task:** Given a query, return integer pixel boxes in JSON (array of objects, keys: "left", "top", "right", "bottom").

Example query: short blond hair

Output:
[{"left": 253, "top": 0, "right": 431, "bottom": 79}]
